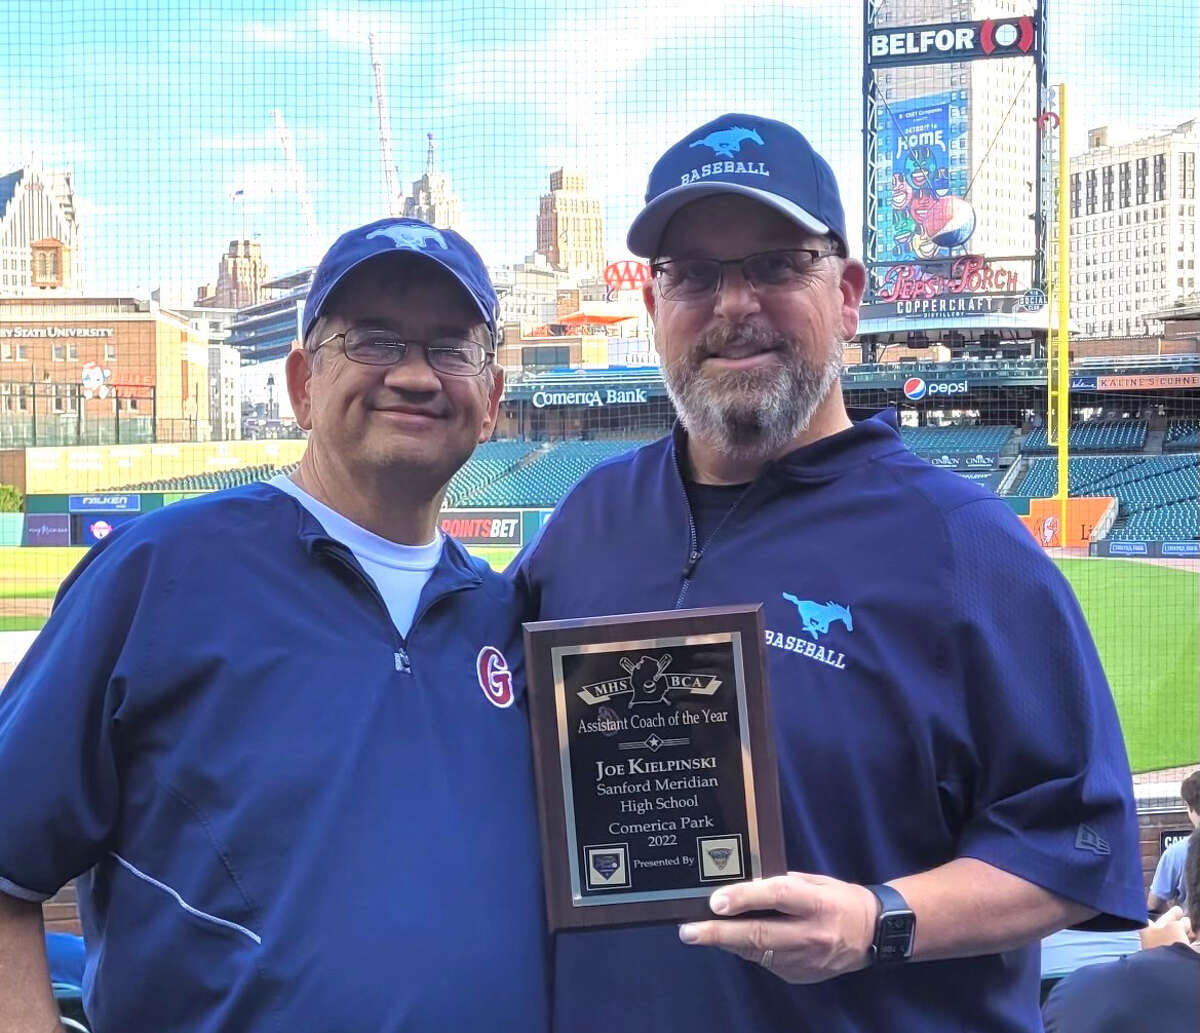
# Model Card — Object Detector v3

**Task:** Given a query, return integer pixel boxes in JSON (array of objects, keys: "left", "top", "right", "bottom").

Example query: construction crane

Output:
[
  {"left": 272, "top": 108, "right": 320, "bottom": 248},
  {"left": 368, "top": 31, "right": 403, "bottom": 217}
]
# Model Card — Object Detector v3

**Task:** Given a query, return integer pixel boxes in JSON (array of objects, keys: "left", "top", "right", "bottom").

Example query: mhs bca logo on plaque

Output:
[{"left": 576, "top": 652, "right": 722, "bottom": 709}]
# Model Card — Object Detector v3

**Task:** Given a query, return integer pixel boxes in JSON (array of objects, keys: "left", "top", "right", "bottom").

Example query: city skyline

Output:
[{"left": 0, "top": 0, "right": 1195, "bottom": 302}]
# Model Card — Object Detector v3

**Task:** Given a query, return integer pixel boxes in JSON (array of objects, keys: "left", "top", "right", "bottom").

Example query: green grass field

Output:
[
  {"left": 1, "top": 547, "right": 1194, "bottom": 773},
  {"left": 1054, "top": 558, "right": 1199, "bottom": 774}
]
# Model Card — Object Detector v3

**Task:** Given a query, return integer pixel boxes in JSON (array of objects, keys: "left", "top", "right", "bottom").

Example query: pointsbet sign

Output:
[{"left": 439, "top": 509, "right": 522, "bottom": 547}]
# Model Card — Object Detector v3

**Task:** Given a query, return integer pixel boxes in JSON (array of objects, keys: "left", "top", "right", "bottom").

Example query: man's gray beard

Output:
[{"left": 662, "top": 326, "right": 843, "bottom": 460}]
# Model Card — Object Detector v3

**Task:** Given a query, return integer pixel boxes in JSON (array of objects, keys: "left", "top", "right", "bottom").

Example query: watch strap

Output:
[
  {"left": 866, "top": 882, "right": 909, "bottom": 915},
  {"left": 865, "top": 883, "right": 915, "bottom": 965}
]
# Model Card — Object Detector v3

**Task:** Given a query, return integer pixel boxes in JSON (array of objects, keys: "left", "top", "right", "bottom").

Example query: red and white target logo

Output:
[
  {"left": 980, "top": 16, "right": 1034, "bottom": 55},
  {"left": 476, "top": 646, "right": 514, "bottom": 708}
]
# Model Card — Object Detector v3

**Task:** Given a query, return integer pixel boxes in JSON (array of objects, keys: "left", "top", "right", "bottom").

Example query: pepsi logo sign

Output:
[
  {"left": 476, "top": 646, "right": 514, "bottom": 708},
  {"left": 904, "top": 378, "right": 968, "bottom": 400}
]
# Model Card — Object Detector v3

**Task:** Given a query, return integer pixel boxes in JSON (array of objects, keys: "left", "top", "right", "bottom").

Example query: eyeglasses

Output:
[
  {"left": 311, "top": 328, "right": 494, "bottom": 377},
  {"left": 650, "top": 247, "right": 840, "bottom": 301}
]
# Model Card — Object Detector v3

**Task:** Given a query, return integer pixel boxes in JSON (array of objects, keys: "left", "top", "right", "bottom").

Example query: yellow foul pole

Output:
[{"left": 1056, "top": 84, "right": 1070, "bottom": 539}]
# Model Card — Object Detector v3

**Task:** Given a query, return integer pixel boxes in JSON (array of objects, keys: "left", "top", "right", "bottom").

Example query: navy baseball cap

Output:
[
  {"left": 302, "top": 217, "right": 499, "bottom": 344},
  {"left": 627, "top": 113, "right": 848, "bottom": 258}
]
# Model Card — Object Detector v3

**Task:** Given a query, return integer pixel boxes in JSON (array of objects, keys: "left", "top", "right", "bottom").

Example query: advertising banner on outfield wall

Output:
[
  {"left": 68, "top": 493, "right": 141, "bottom": 513},
  {"left": 919, "top": 452, "right": 996, "bottom": 471},
  {"left": 439, "top": 510, "right": 522, "bottom": 547},
  {"left": 1089, "top": 540, "right": 1200, "bottom": 559},
  {"left": 1093, "top": 374, "right": 1200, "bottom": 391},
  {"left": 75, "top": 513, "right": 139, "bottom": 547},
  {"left": 22, "top": 514, "right": 71, "bottom": 546}
]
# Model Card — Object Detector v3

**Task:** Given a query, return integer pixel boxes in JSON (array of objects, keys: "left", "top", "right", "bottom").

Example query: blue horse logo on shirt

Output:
[
  {"left": 782, "top": 594, "right": 853, "bottom": 641},
  {"left": 690, "top": 127, "right": 764, "bottom": 158},
  {"left": 366, "top": 224, "right": 448, "bottom": 250}
]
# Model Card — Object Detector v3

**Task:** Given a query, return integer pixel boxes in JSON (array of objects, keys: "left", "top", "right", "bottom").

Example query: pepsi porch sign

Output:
[
  {"left": 903, "top": 377, "right": 969, "bottom": 401},
  {"left": 524, "top": 606, "right": 784, "bottom": 930}
]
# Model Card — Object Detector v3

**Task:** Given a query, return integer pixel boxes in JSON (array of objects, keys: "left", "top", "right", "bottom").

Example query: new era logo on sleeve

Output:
[
  {"left": 1074, "top": 824, "right": 1110, "bottom": 856},
  {"left": 476, "top": 645, "right": 514, "bottom": 708}
]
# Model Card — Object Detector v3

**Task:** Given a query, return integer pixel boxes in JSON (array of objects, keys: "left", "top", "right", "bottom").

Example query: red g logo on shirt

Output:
[{"left": 477, "top": 646, "right": 514, "bottom": 708}]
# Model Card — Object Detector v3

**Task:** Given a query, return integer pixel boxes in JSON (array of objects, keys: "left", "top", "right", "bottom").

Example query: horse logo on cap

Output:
[
  {"left": 690, "top": 126, "right": 764, "bottom": 158},
  {"left": 366, "top": 224, "right": 448, "bottom": 250}
]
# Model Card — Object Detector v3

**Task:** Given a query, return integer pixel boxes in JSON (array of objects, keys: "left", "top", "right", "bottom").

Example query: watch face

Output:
[{"left": 877, "top": 910, "right": 915, "bottom": 962}]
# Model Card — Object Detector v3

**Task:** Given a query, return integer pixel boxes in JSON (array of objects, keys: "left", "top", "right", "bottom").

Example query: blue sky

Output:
[{"left": 1, "top": 0, "right": 1195, "bottom": 301}]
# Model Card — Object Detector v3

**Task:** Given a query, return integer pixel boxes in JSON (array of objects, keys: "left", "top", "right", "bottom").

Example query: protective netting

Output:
[{"left": 0, "top": 0, "right": 1195, "bottom": 885}]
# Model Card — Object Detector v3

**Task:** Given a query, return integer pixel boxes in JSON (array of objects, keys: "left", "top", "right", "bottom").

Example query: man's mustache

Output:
[{"left": 695, "top": 323, "right": 789, "bottom": 359}]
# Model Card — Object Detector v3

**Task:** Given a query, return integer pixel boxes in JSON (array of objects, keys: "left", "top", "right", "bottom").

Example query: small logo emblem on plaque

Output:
[
  {"left": 706, "top": 847, "right": 733, "bottom": 871},
  {"left": 621, "top": 654, "right": 675, "bottom": 705},
  {"left": 698, "top": 835, "right": 743, "bottom": 881},
  {"left": 585, "top": 843, "right": 631, "bottom": 889},
  {"left": 476, "top": 645, "right": 514, "bottom": 708},
  {"left": 576, "top": 652, "right": 723, "bottom": 707},
  {"left": 592, "top": 853, "right": 621, "bottom": 879}
]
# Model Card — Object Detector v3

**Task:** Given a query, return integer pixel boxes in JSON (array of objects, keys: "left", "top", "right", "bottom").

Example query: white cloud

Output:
[
  {"left": 201, "top": 126, "right": 327, "bottom": 153},
  {"left": 246, "top": 6, "right": 411, "bottom": 50},
  {"left": 315, "top": 7, "right": 410, "bottom": 49},
  {"left": 227, "top": 162, "right": 293, "bottom": 203},
  {"left": 0, "top": 128, "right": 96, "bottom": 173}
]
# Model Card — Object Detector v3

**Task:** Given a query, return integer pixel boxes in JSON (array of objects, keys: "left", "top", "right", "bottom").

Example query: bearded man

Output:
[{"left": 513, "top": 114, "right": 1143, "bottom": 1033}]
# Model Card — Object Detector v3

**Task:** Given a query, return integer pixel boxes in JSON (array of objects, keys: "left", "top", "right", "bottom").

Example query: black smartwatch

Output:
[{"left": 865, "top": 883, "right": 915, "bottom": 965}]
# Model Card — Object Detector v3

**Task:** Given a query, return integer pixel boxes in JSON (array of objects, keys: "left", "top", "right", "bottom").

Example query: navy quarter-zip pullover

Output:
[
  {"left": 515, "top": 411, "right": 1144, "bottom": 1033},
  {"left": 0, "top": 483, "right": 549, "bottom": 1033}
]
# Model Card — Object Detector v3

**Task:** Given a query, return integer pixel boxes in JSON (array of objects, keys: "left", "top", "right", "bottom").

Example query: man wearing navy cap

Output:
[
  {"left": 515, "top": 115, "right": 1145, "bottom": 1031},
  {"left": 0, "top": 219, "right": 549, "bottom": 1032}
]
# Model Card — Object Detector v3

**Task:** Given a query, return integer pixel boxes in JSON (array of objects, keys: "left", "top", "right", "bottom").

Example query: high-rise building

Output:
[
  {"left": 1067, "top": 119, "right": 1198, "bottom": 339},
  {"left": 195, "top": 240, "right": 270, "bottom": 310},
  {"left": 0, "top": 166, "right": 82, "bottom": 296},
  {"left": 492, "top": 253, "right": 565, "bottom": 333},
  {"left": 402, "top": 134, "right": 462, "bottom": 230},
  {"left": 0, "top": 295, "right": 212, "bottom": 444},
  {"left": 536, "top": 169, "right": 606, "bottom": 276}
]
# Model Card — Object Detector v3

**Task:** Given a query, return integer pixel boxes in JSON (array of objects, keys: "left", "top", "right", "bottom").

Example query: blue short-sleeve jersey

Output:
[
  {"left": 0, "top": 484, "right": 549, "bottom": 1033},
  {"left": 514, "top": 412, "right": 1145, "bottom": 1033},
  {"left": 1150, "top": 837, "right": 1189, "bottom": 904}
]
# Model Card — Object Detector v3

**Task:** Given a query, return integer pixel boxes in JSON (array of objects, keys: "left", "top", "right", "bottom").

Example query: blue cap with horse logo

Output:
[
  {"left": 626, "top": 113, "right": 848, "bottom": 258},
  {"left": 302, "top": 217, "right": 499, "bottom": 344}
]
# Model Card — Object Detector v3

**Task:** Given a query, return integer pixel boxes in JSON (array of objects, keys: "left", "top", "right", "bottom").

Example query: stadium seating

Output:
[
  {"left": 899, "top": 425, "right": 1015, "bottom": 455},
  {"left": 461, "top": 440, "right": 651, "bottom": 508},
  {"left": 1021, "top": 419, "right": 1148, "bottom": 454},
  {"left": 1110, "top": 501, "right": 1199, "bottom": 541},
  {"left": 116, "top": 463, "right": 293, "bottom": 493},
  {"left": 1165, "top": 419, "right": 1200, "bottom": 451},
  {"left": 443, "top": 440, "right": 537, "bottom": 506},
  {"left": 1010, "top": 453, "right": 1199, "bottom": 540}
]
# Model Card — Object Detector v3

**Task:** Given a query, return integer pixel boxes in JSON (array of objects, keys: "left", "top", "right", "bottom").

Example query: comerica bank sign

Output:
[{"left": 531, "top": 388, "right": 649, "bottom": 409}]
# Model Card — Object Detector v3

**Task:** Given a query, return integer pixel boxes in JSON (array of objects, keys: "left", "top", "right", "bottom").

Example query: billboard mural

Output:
[
  {"left": 875, "top": 91, "right": 972, "bottom": 264},
  {"left": 862, "top": 5, "right": 1045, "bottom": 327}
]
